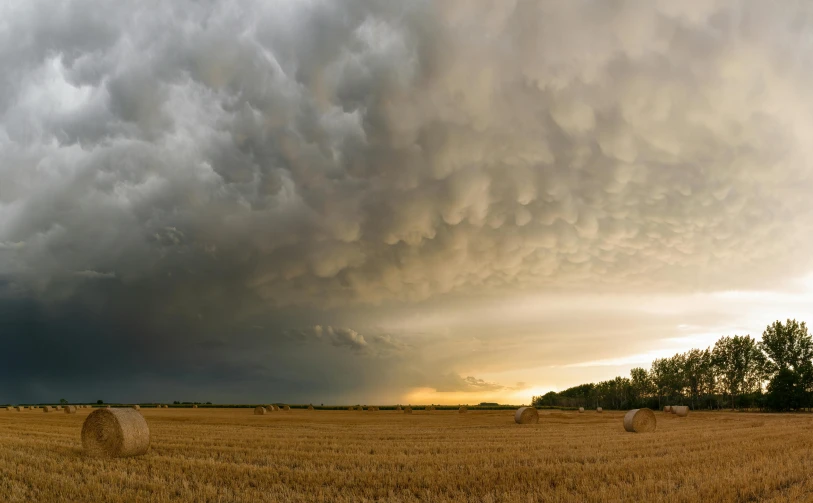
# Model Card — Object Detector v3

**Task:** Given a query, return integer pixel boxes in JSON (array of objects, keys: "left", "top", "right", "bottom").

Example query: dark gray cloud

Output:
[{"left": 2, "top": 0, "right": 813, "bottom": 403}]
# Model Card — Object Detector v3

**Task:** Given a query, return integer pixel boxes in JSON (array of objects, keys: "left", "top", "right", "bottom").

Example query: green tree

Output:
[
  {"left": 629, "top": 367, "right": 653, "bottom": 408},
  {"left": 59, "top": 398, "right": 68, "bottom": 405},
  {"left": 712, "top": 335, "right": 766, "bottom": 409},
  {"left": 760, "top": 320, "right": 813, "bottom": 410}
]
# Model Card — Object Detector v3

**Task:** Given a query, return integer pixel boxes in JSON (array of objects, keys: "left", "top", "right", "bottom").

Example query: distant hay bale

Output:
[
  {"left": 265, "top": 405, "right": 274, "bottom": 412},
  {"left": 623, "top": 408, "right": 657, "bottom": 433},
  {"left": 347, "top": 406, "right": 354, "bottom": 411},
  {"left": 578, "top": 407, "right": 584, "bottom": 413},
  {"left": 597, "top": 407, "right": 603, "bottom": 413},
  {"left": 5, "top": 406, "right": 11, "bottom": 411},
  {"left": 282, "top": 405, "right": 290, "bottom": 411},
  {"left": 425, "top": 406, "right": 431, "bottom": 411},
  {"left": 664, "top": 406, "right": 671, "bottom": 413},
  {"left": 193, "top": 405, "right": 198, "bottom": 409},
  {"left": 254, "top": 406, "right": 266, "bottom": 415},
  {"left": 132, "top": 405, "right": 140, "bottom": 411},
  {"left": 674, "top": 405, "right": 689, "bottom": 417},
  {"left": 273, "top": 405, "right": 280, "bottom": 411},
  {"left": 514, "top": 407, "right": 539, "bottom": 424},
  {"left": 106, "top": 406, "right": 111, "bottom": 409},
  {"left": 65, "top": 406, "right": 77, "bottom": 414},
  {"left": 15, "top": 406, "right": 22, "bottom": 412},
  {"left": 459, "top": 406, "right": 467, "bottom": 413},
  {"left": 307, "top": 405, "right": 314, "bottom": 411},
  {"left": 43, "top": 406, "right": 53, "bottom": 413},
  {"left": 404, "top": 406, "right": 412, "bottom": 414},
  {"left": 56, "top": 406, "right": 63, "bottom": 411},
  {"left": 82, "top": 408, "right": 150, "bottom": 458},
  {"left": 396, "top": 406, "right": 402, "bottom": 412}
]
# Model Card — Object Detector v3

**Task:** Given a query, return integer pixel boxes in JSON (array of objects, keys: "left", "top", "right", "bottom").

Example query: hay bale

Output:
[
  {"left": 15, "top": 406, "right": 22, "bottom": 412},
  {"left": 663, "top": 405, "right": 671, "bottom": 413},
  {"left": 307, "top": 404, "right": 314, "bottom": 411},
  {"left": 65, "top": 406, "right": 77, "bottom": 414},
  {"left": 82, "top": 408, "right": 150, "bottom": 458},
  {"left": 674, "top": 405, "right": 689, "bottom": 417},
  {"left": 459, "top": 406, "right": 467, "bottom": 413},
  {"left": 282, "top": 405, "right": 290, "bottom": 411},
  {"left": 56, "top": 406, "right": 63, "bottom": 411},
  {"left": 404, "top": 406, "right": 412, "bottom": 414},
  {"left": 273, "top": 405, "right": 280, "bottom": 411},
  {"left": 265, "top": 405, "right": 274, "bottom": 412},
  {"left": 597, "top": 407, "right": 603, "bottom": 413},
  {"left": 670, "top": 406, "right": 676, "bottom": 414},
  {"left": 347, "top": 406, "right": 354, "bottom": 411},
  {"left": 43, "top": 406, "right": 53, "bottom": 413},
  {"left": 396, "top": 406, "right": 402, "bottom": 412},
  {"left": 254, "top": 406, "right": 266, "bottom": 415},
  {"left": 578, "top": 407, "right": 584, "bottom": 413},
  {"left": 5, "top": 406, "right": 11, "bottom": 411},
  {"left": 132, "top": 405, "right": 141, "bottom": 411},
  {"left": 193, "top": 404, "right": 198, "bottom": 409},
  {"left": 514, "top": 407, "right": 539, "bottom": 424},
  {"left": 623, "top": 408, "right": 657, "bottom": 433}
]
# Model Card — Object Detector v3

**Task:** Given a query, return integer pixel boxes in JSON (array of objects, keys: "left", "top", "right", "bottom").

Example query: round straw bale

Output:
[
  {"left": 396, "top": 406, "right": 402, "bottom": 411},
  {"left": 347, "top": 406, "right": 354, "bottom": 411},
  {"left": 597, "top": 407, "right": 603, "bottom": 413},
  {"left": 307, "top": 405, "right": 314, "bottom": 411},
  {"left": 15, "top": 406, "right": 23, "bottom": 412},
  {"left": 43, "top": 406, "right": 53, "bottom": 413},
  {"left": 670, "top": 406, "right": 676, "bottom": 414},
  {"left": 82, "top": 408, "right": 150, "bottom": 458},
  {"left": 578, "top": 407, "right": 584, "bottom": 413},
  {"left": 515, "top": 407, "right": 539, "bottom": 424},
  {"left": 5, "top": 406, "right": 10, "bottom": 411},
  {"left": 193, "top": 404, "right": 198, "bottom": 408},
  {"left": 56, "top": 406, "right": 62, "bottom": 411},
  {"left": 459, "top": 406, "right": 467, "bottom": 413},
  {"left": 404, "top": 406, "right": 412, "bottom": 414},
  {"left": 282, "top": 405, "right": 290, "bottom": 411},
  {"left": 65, "top": 406, "right": 77, "bottom": 414},
  {"left": 623, "top": 408, "right": 656, "bottom": 433},
  {"left": 273, "top": 405, "right": 280, "bottom": 411},
  {"left": 265, "top": 405, "right": 274, "bottom": 412},
  {"left": 132, "top": 405, "right": 140, "bottom": 411},
  {"left": 674, "top": 405, "right": 689, "bottom": 417},
  {"left": 254, "top": 406, "right": 266, "bottom": 415},
  {"left": 664, "top": 405, "right": 671, "bottom": 413}
]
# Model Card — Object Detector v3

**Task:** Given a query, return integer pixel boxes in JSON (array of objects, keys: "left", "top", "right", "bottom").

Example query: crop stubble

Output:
[{"left": 1, "top": 408, "right": 812, "bottom": 502}]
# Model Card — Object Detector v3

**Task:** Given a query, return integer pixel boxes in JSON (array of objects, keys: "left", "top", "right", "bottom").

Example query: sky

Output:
[{"left": 3, "top": 0, "right": 813, "bottom": 405}]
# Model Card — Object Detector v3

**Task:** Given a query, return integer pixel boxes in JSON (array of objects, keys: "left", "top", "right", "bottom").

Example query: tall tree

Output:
[
  {"left": 760, "top": 320, "right": 813, "bottom": 410},
  {"left": 712, "top": 335, "right": 765, "bottom": 409}
]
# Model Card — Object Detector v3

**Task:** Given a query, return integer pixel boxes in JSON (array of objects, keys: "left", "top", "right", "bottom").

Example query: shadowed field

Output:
[{"left": 1, "top": 408, "right": 812, "bottom": 502}]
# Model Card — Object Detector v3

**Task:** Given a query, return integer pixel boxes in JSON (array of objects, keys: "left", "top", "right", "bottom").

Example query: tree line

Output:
[{"left": 532, "top": 319, "right": 813, "bottom": 411}]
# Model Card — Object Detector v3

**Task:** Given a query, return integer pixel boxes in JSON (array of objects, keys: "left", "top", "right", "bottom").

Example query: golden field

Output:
[{"left": 1, "top": 408, "right": 812, "bottom": 502}]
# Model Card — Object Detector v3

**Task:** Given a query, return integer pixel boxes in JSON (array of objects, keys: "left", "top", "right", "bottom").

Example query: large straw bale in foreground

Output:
[
  {"left": 623, "top": 408, "right": 656, "bottom": 433},
  {"left": 65, "top": 406, "right": 77, "bottom": 414},
  {"left": 82, "top": 408, "right": 150, "bottom": 458},
  {"left": 254, "top": 406, "right": 266, "bottom": 415},
  {"left": 673, "top": 405, "right": 689, "bottom": 417},
  {"left": 514, "top": 407, "right": 539, "bottom": 424}
]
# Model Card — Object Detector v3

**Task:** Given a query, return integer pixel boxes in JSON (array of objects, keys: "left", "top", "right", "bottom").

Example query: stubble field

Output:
[{"left": 1, "top": 407, "right": 812, "bottom": 502}]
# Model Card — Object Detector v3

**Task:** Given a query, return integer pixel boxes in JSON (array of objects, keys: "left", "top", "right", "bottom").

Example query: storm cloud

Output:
[{"left": 3, "top": 0, "right": 813, "bottom": 403}]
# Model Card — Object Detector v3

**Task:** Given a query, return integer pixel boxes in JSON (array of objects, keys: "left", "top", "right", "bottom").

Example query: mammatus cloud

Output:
[
  {"left": 2, "top": 0, "right": 813, "bottom": 402},
  {"left": 3, "top": 0, "right": 813, "bottom": 308}
]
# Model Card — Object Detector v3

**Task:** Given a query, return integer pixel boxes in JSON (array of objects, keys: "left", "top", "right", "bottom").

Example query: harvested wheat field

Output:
[{"left": 1, "top": 408, "right": 813, "bottom": 502}]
